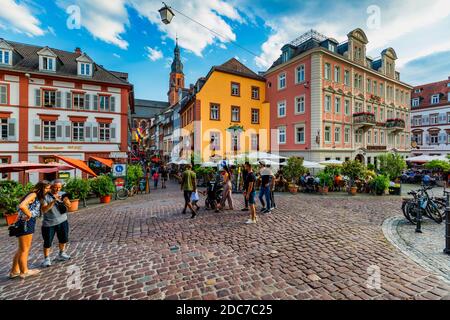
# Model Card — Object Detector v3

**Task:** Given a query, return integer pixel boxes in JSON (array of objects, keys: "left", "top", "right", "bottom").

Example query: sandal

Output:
[
  {"left": 9, "top": 272, "right": 20, "bottom": 279},
  {"left": 19, "top": 269, "right": 41, "bottom": 279}
]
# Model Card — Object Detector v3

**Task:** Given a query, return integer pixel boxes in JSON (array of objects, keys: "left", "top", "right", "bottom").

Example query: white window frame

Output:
[
  {"left": 42, "top": 56, "right": 56, "bottom": 72},
  {"left": 278, "top": 73, "right": 286, "bottom": 90},
  {"left": 0, "top": 49, "right": 11, "bottom": 65},
  {"left": 99, "top": 123, "right": 111, "bottom": 142},
  {"left": 42, "top": 121, "right": 56, "bottom": 141},
  {"left": 431, "top": 94, "right": 440, "bottom": 104},
  {"left": 210, "top": 104, "right": 220, "bottom": 120},
  {"left": 334, "top": 66, "right": 340, "bottom": 83},
  {"left": 277, "top": 101, "right": 286, "bottom": 118},
  {"left": 295, "top": 64, "right": 305, "bottom": 84},
  {"left": 325, "top": 95, "right": 332, "bottom": 112},
  {"left": 324, "top": 126, "right": 331, "bottom": 143},
  {"left": 344, "top": 127, "right": 350, "bottom": 144},
  {"left": 412, "top": 98, "right": 420, "bottom": 107},
  {"left": 294, "top": 124, "right": 305, "bottom": 144},
  {"left": 72, "top": 122, "right": 85, "bottom": 142},
  {"left": 0, "top": 118, "right": 8, "bottom": 140},
  {"left": 344, "top": 70, "right": 350, "bottom": 86},
  {"left": 344, "top": 99, "right": 350, "bottom": 115},
  {"left": 278, "top": 126, "right": 286, "bottom": 144},
  {"left": 295, "top": 95, "right": 305, "bottom": 114},
  {"left": 80, "top": 63, "right": 92, "bottom": 76},
  {"left": 324, "top": 63, "right": 331, "bottom": 80},
  {"left": 334, "top": 126, "right": 341, "bottom": 143},
  {"left": 0, "top": 84, "right": 7, "bottom": 104},
  {"left": 335, "top": 97, "right": 341, "bottom": 114}
]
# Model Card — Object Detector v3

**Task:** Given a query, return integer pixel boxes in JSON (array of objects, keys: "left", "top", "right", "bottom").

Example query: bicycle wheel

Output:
[
  {"left": 404, "top": 201, "right": 418, "bottom": 224},
  {"left": 426, "top": 200, "right": 444, "bottom": 224},
  {"left": 116, "top": 188, "right": 129, "bottom": 200}
]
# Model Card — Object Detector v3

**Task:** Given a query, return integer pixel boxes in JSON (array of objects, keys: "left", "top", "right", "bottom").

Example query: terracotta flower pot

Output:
[
  {"left": 288, "top": 185, "right": 298, "bottom": 194},
  {"left": 322, "top": 186, "right": 329, "bottom": 194},
  {"left": 69, "top": 199, "right": 79, "bottom": 212},
  {"left": 100, "top": 195, "right": 111, "bottom": 204},
  {"left": 350, "top": 186, "right": 357, "bottom": 196},
  {"left": 5, "top": 213, "right": 19, "bottom": 226}
]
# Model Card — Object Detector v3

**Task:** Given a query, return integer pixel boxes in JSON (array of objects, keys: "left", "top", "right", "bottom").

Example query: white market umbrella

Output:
[
  {"left": 320, "top": 159, "right": 343, "bottom": 166},
  {"left": 303, "top": 161, "right": 325, "bottom": 169},
  {"left": 249, "top": 151, "right": 287, "bottom": 160},
  {"left": 177, "top": 159, "right": 189, "bottom": 165},
  {"left": 201, "top": 162, "right": 218, "bottom": 168}
]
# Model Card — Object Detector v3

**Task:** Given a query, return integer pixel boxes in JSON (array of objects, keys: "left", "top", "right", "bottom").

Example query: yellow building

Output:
[{"left": 179, "top": 58, "right": 270, "bottom": 162}]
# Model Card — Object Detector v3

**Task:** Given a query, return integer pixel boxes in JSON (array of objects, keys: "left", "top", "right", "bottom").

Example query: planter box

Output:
[{"left": 388, "top": 186, "right": 401, "bottom": 196}]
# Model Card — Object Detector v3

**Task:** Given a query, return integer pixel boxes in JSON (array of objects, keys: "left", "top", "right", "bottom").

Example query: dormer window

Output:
[
  {"left": 80, "top": 63, "right": 91, "bottom": 76},
  {"left": 431, "top": 94, "right": 440, "bottom": 104},
  {"left": 281, "top": 51, "right": 289, "bottom": 63},
  {"left": 0, "top": 50, "right": 11, "bottom": 65},
  {"left": 76, "top": 53, "right": 94, "bottom": 77},
  {"left": 328, "top": 43, "right": 336, "bottom": 52},
  {"left": 42, "top": 57, "right": 55, "bottom": 71}
]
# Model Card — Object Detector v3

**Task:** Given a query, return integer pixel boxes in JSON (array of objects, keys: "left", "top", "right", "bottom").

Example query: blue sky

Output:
[{"left": 1, "top": 0, "right": 449, "bottom": 102}]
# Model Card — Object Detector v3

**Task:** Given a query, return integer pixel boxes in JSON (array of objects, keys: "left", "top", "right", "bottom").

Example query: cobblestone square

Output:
[{"left": 0, "top": 183, "right": 449, "bottom": 300}]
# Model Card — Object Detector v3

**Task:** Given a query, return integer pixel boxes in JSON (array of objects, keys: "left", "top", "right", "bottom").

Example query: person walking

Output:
[
  {"left": 9, "top": 181, "right": 51, "bottom": 279},
  {"left": 153, "top": 171, "right": 160, "bottom": 189},
  {"left": 181, "top": 164, "right": 198, "bottom": 218},
  {"left": 266, "top": 164, "right": 276, "bottom": 210},
  {"left": 160, "top": 165, "right": 168, "bottom": 189},
  {"left": 41, "top": 180, "right": 72, "bottom": 267},
  {"left": 258, "top": 162, "right": 272, "bottom": 213},
  {"left": 244, "top": 162, "right": 257, "bottom": 224},
  {"left": 241, "top": 163, "right": 249, "bottom": 211},
  {"left": 218, "top": 166, "right": 234, "bottom": 211}
]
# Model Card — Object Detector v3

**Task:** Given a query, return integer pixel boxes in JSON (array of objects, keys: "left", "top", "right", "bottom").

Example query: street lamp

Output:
[{"left": 159, "top": 2, "right": 175, "bottom": 24}]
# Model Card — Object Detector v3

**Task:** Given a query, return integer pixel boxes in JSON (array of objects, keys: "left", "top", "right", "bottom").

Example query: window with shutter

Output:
[
  {"left": 66, "top": 92, "right": 72, "bottom": 109},
  {"left": 111, "top": 96, "right": 116, "bottom": 112},
  {"left": 93, "top": 95, "right": 98, "bottom": 111},
  {"left": 7, "top": 119, "right": 15, "bottom": 140},
  {"left": 85, "top": 123, "right": 91, "bottom": 139},
  {"left": 34, "top": 120, "right": 41, "bottom": 140},
  {"left": 56, "top": 121, "right": 63, "bottom": 141},
  {"left": 56, "top": 91, "right": 62, "bottom": 108},
  {"left": 65, "top": 122, "right": 71, "bottom": 141},
  {"left": 84, "top": 94, "right": 90, "bottom": 110},
  {"left": 110, "top": 124, "right": 116, "bottom": 141},
  {"left": 0, "top": 85, "right": 7, "bottom": 104},
  {"left": 35, "top": 89, "right": 41, "bottom": 106}
]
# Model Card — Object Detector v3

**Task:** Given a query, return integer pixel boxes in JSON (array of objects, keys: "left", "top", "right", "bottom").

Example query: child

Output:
[
  {"left": 153, "top": 171, "right": 159, "bottom": 189},
  {"left": 191, "top": 189, "right": 201, "bottom": 211}
]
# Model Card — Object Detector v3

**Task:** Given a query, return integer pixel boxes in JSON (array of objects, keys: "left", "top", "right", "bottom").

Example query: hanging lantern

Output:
[{"left": 159, "top": 3, "right": 175, "bottom": 25}]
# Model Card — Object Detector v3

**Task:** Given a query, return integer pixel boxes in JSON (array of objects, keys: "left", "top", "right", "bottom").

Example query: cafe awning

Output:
[
  {"left": 0, "top": 162, "right": 61, "bottom": 173},
  {"left": 90, "top": 156, "right": 113, "bottom": 168},
  {"left": 26, "top": 162, "right": 76, "bottom": 174},
  {"left": 54, "top": 155, "right": 97, "bottom": 177}
]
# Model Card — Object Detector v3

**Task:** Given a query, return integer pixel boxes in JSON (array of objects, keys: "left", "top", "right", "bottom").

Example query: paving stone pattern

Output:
[{"left": 0, "top": 183, "right": 449, "bottom": 300}]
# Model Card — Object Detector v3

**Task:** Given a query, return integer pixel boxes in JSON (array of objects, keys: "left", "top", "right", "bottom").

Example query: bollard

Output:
[
  {"left": 444, "top": 193, "right": 450, "bottom": 254},
  {"left": 415, "top": 200, "right": 423, "bottom": 234}
]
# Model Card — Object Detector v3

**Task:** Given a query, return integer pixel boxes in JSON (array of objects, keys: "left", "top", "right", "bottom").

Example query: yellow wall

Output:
[{"left": 195, "top": 71, "right": 270, "bottom": 161}]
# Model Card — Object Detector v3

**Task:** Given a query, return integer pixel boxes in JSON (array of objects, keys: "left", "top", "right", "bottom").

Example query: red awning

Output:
[
  {"left": 26, "top": 162, "right": 76, "bottom": 174},
  {"left": 54, "top": 156, "right": 98, "bottom": 177},
  {"left": 0, "top": 162, "right": 62, "bottom": 173},
  {"left": 90, "top": 156, "right": 113, "bottom": 168}
]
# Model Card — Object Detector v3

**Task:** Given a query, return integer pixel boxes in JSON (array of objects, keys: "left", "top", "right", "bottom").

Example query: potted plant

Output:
[
  {"left": 317, "top": 171, "right": 333, "bottom": 194},
  {"left": 283, "top": 157, "right": 306, "bottom": 194},
  {"left": 342, "top": 160, "right": 366, "bottom": 195},
  {"left": 370, "top": 175, "right": 390, "bottom": 196},
  {"left": 378, "top": 153, "right": 406, "bottom": 185},
  {"left": 90, "top": 175, "right": 116, "bottom": 203},
  {"left": 126, "top": 164, "right": 144, "bottom": 195},
  {"left": 63, "top": 178, "right": 91, "bottom": 212},
  {"left": 0, "top": 181, "right": 33, "bottom": 225}
]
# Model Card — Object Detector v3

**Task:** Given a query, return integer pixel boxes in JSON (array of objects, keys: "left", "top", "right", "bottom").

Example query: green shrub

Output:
[
  {"left": 425, "top": 160, "right": 450, "bottom": 172},
  {"left": 283, "top": 157, "right": 306, "bottom": 184},
  {"left": 89, "top": 175, "right": 116, "bottom": 197},
  {"left": 317, "top": 171, "right": 334, "bottom": 188},
  {"left": 324, "top": 164, "right": 341, "bottom": 177},
  {"left": 127, "top": 164, "right": 144, "bottom": 187},
  {"left": 342, "top": 160, "right": 366, "bottom": 187},
  {"left": 378, "top": 153, "right": 406, "bottom": 180},
  {"left": 370, "top": 175, "right": 390, "bottom": 195},
  {"left": 0, "top": 181, "right": 33, "bottom": 215},
  {"left": 63, "top": 178, "right": 90, "bottom": 200}
]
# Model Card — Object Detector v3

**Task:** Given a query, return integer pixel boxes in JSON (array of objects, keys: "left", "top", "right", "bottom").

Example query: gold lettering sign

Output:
[{"left": 33, "top": 146, "right": 82, "bottom": 151}]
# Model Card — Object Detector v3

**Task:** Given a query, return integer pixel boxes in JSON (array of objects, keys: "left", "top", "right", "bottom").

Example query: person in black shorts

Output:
[
  {"left": 241, "top": 163, "right": 249, "bottom": 211},
  {"left": 160, "top": 165, "right": 168, "bottom": 189},
  {"left": 244, "top": 162, "right": 257, "bottom": 224}
]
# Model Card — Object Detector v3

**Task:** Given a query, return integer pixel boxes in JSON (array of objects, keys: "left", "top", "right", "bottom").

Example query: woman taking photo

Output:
[{"left": 9, "top": 181, "right": 51, "bottom": 279}]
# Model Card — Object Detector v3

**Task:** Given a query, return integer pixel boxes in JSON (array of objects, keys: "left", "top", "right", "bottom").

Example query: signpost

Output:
[{"left": 112, "top": 164, "right": 127, "bottom": 177}]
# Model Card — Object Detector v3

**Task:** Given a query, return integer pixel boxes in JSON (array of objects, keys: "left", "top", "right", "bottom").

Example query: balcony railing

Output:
[
  {"left": 385, "top": 118, "right": 406, "bottom": 130},
  {"left": 353, "top": 112, "right": 376, "bottom": 127}
]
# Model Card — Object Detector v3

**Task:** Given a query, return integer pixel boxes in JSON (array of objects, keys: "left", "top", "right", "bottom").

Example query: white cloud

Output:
[
  {"left": 0, "top": 0, "right": 45, "bottom": 36},
  {"left": 145, "top": 46, "right": 163, "bottom": 61},
  {"left": 253, "top": 0, "right": 450, "bottom": 70},
  {"left": 128, "top": 0, "right": 242, "bottom": 56},
  {"left": 57, "top": 0, "right": 129, "bottom": 49}
]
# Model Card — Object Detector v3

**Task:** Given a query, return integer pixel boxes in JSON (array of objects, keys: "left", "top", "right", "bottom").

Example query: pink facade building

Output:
[{"left": 265, "top": 29, "right": 412, "bottom": 165}]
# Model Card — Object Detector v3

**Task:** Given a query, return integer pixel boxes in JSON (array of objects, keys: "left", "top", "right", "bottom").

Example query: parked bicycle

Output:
[
  {"left": 115, "top": 183, "right": 138, "bottom": 200},
  {"left": 402, "top": 185, "right": 445, "bottom": 225}
]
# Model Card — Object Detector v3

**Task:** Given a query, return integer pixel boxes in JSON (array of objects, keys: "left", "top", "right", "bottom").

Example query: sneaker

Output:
[
  {"left": 191, "top": 211, "right": 197, "bottom": 219},
  {"left": 259, "top": 208, "right": 267, "bottom": 213},
  {"left": 56, "top": 251, "right": 71, "bottom": 261},
  {"left": 19, "top": 269, "right": 41, "bottom": 279},
  {"left": 42, "top": 257, "right": 52, "bottom": 267},
  {"left": 241, "top": 208, "right": 249, "bottom": 212},
  {"left": 8, "top": 272, "right": 20, "bottom": 279},
  {"left": 245, "top": 219, "right": 256, "bottom": 224}
]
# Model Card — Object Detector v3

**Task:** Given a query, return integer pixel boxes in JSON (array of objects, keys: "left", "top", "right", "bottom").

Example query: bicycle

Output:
[
  {"left": 115, "top": 183, "right": 138, "bottom": 200},
  {"left": 402, "top": 185, "right": 445, "bottom": 224}
]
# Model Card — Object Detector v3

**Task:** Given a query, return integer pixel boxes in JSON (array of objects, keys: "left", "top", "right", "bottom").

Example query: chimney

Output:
[{"left": 75, "top": 47, "right": 82, "bottom": 55}]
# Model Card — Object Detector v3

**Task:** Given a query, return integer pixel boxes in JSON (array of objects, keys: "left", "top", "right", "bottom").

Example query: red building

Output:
[{"left": 0, "top": 39, "right": 134, "bottom": 182}]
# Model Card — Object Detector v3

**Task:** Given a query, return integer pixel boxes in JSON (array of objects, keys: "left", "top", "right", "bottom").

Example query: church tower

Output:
[{"left": 168, "top": 38, "right": 185, "bottom": 106}]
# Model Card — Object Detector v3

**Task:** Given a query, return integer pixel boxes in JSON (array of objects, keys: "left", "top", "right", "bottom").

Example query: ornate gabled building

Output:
[{"left": 264, "top": 28, "right": 413, "bottom": 165}]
